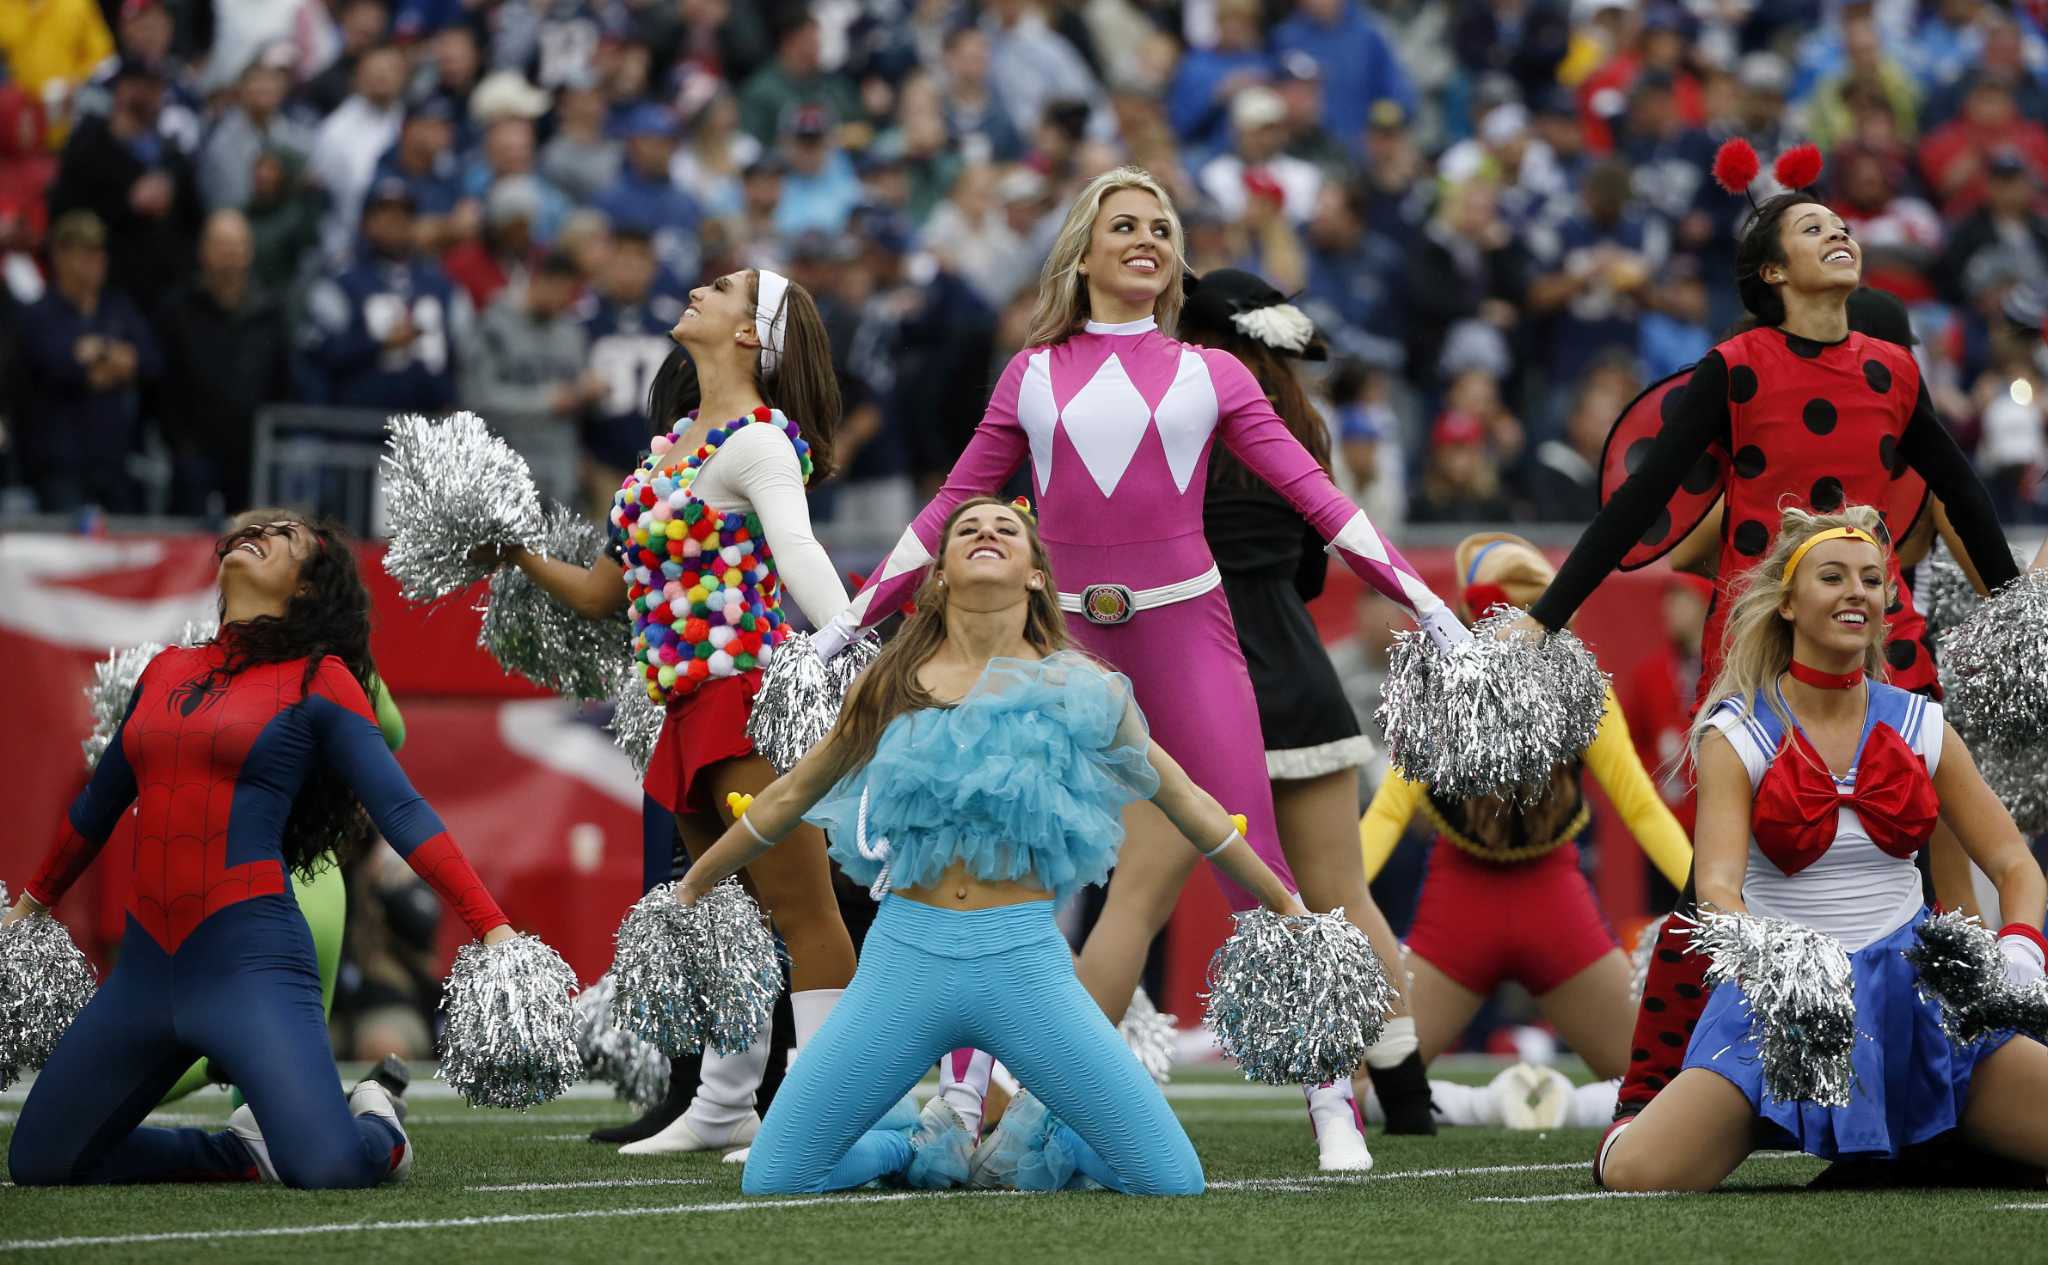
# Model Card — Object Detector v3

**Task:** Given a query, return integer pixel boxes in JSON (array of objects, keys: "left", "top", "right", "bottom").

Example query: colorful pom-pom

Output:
[
  {"left": 1712, "top": 136, "right": 1760, "bottom": 195},
  {"left": 1773, "top": 142, "right": 1824, "bottom": 191}
]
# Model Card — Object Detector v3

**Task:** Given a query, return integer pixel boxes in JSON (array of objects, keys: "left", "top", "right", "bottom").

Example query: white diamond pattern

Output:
[
  {"left": 1015, "top": 350, "right": 1058, "bottom": 494},
  {"left": 1060, "top": 353, "right": 1153, "bottom": 498},
  {"left": 1155, "top": 350, "right": 1218, "bottom": 494}
]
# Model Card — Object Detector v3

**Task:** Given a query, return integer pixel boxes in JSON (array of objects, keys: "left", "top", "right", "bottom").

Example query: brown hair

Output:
[
  {"left": 824, "top": 497, "right": 1070, "bottom": 773},
  {"left": 751, "top": 270, "right": 841, "bottom": 480}
]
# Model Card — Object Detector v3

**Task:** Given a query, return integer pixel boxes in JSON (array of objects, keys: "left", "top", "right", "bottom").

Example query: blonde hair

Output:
[
  {"left": 1454, "top": 531, "right": 1555, "bottom": 621},
  {"left": 1691, "top": 504, "right": 1893, "bottom": 761},
  {"left": 1026, "top": 166, "right": 1187, "bottom": 347}
]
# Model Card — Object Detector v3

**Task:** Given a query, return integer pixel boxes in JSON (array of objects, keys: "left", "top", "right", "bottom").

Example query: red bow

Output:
[{"left": 1752, "top": 723, "right": 1939, "bottom": 875}]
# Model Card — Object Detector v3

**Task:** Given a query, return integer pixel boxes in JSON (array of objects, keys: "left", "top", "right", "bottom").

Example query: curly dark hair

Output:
[
  {"left": 203, "top": 515, "right": 379, "bottom": 880},
  {"left": 1734, "top": 188, "right": 1827, "bottom": 329}
]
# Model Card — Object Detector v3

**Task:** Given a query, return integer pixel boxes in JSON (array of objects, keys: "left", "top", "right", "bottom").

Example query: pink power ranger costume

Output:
[{"left": 814, "top": 314, "right": 1465, "bottom": 902}]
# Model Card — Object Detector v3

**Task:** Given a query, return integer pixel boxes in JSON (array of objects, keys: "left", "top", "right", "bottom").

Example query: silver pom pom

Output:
[
  {"left": 437, "top": 934, "right": 581, "bottom": 1109},
  {"left": 381, "top": 412, "right": 544, "bottom": 602},
  {"left": 0, "top": 912, "right": 99, "bottom": 1092},
  {"left": 1938, "top": 568, "right": 2048, "bottom": 751},
  {"left": 571, "top": 973, "right": 670, "bottom": 1107},
  {"left": 745, "top": 630, "right": 882, "bottom": 773},
  {"left": 479, "top": 502, "right": 631, "bottom": 700},
  {"left": 1905, "top": 910, "right": 2048, "bottom": 1046},
  {"left": 81, "top": 642, "right": 164, "bottom": 768},
  {"left": 1377, "top": 609, "right": 1610, "bottom": 802},
  {"left": 1628, "top": 912, "right": 1671, "bottom": 1009},
  {"left": 1202, "top": 907, "right": 1396, "bottom": 1086},
  {"left": 606, "top": 668, "right": 666, "bottom": 776},
  {"left": 1686, "top": 908, "right": 1859, "bottom": 1107},
  {"left": 1119, "top": 986, "right": 1178, "bottom": 1085},
  {"left": 608, "top": 881, "right": 782, "bottom": 1058}
]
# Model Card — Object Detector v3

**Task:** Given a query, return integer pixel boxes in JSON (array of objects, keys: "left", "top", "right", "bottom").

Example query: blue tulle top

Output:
[{"left": 806, "top": 652, "right": 1160, "bottom": 900}]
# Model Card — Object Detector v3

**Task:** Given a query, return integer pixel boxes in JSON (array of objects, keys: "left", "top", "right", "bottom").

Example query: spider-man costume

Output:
[
  {"left": 9, "top": 642, "right": 506, "bottom": 1188},
  {"left": 1531, "top": 319, "right": 2020, "bottom": 1121}
]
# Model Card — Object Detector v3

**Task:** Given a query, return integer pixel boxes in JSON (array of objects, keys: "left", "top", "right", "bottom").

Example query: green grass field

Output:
[{"left": 3, "top": 1061, "right": 2044, "bottom": 1263}]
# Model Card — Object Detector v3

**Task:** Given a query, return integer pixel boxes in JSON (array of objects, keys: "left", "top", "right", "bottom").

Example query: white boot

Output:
[
  {"left": 227, "top": 1106, "right": 281, "bottom": 1183},
  {"left": 621, "top": 1014, "right": 771, "bottom": 1156},
  {"left": 1306, "top": 1081, "right": 1373, "bottom": 1172},
  {"left": 1492, "top": 1062, "right": 1572, "bottom": 1131},
  {"left": 721, "top": 988, "right": 844, "bottom": 1166},
  {"left": 1566, "top": 1079, "right": 1622, "bottom": 1128}
]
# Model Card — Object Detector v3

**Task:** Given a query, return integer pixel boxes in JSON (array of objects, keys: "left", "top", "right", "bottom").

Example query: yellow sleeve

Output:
[
  {"left": 1359, "top": 773, "right": 1425, "bottom": 884},
  {"left": 1582, "top": 687, "right": 1693, "bottom": 889}
]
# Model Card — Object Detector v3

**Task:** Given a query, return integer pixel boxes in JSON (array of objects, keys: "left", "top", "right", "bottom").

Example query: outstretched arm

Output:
[
  {"left": 13, "top": 683, "right": 148, "bottom": 917},
  {"left": 1207, "top": 348, "right": 1465, "bottom": 648},
  {"left": 813, "top": 354, "right": 1033, "bottom": 660},
  {"left": 1145, "top": 738, "right": 1306, "bottom": 916},
  {"left": 1901, "top": 384, "right": 2019, "bottom": 594},
  {"left": 677, "top": 730, "right": 857, "bottom": 901},
  {"left": 1359, "top": 773, "right": 1423, "bottom": 884}
]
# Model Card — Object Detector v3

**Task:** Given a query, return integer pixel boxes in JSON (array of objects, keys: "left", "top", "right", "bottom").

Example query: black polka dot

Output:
[
  {"left": 1810, "top": 476, "right": 1845, "bottom": 511},
  {"left": 1643, "top": 1074, "right": 1666, "bottom": 1090},
  {"left": 1662, "top": 1064, "right": 1684, "bottom": 1080},
  {"left": 1734, "top": 445, "right": 1768, "bottom": 479},
  {"left": 1674, "top": 982, "right": 1704, "bottom": 1000},
  {"left": 1877, "top": 433, "right": 1899, "bottom": 475},
  {"left": 1786, "top": 333, "right": 1828, "bottom": 359},
  {"left": 1733, "top": 520, "right": 1770, "bottom": 557},
  {"left": 1864, "top": 359, "right": 1894, "bottom": 393},
  {"left": 1632, "top": 1048, "right": 1651, "bottom": 1063},
  {"left": 1682, "top": 451, "right": 1720, "bottom": 494},
  {"left": 1625, "top": 438, "right": 1654, "bottom": 476},
  {"left": 1661, "top": 386, "right": 1688, "bottom": 425},
  {"left": 1729, "top": 364, "right": 1760, "bottom": 403},
  {"left": 1657, "top": 948, "right": 1684, "bottom": 964},
  {"left": 1643, "top": 509, "right": 1671, "bottom": 547},
  {"left": 1887, "top": 639, "right": 1919, "bottom": 670},
  {"left": 1802, "top": 398, "right": 1838, "bottom": 435},
  {"left": 1643, "top": 996, "right": 1668, "bottom": 1013},
  {"left": 1658, "top": 1031, "right": 1687, "bottom": 1048}
]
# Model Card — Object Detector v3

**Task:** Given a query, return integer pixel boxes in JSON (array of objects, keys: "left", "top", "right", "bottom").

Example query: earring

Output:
[
  {"left": 937, "top": 577, "right": 945, "bottom": 588},
  {"left": 1078, "top": 265, "right": 1087, "bottom": 276}
]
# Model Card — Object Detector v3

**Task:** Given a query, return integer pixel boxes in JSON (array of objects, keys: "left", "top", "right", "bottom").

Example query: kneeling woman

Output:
[
  {"left": 7, "top": 516, "right": 515, "bottom": 1188},
  {"left": 1598, "top": 507, "right": 2048, "bottom": 1192},
  {"left": 677, "top": 498, "right": 1304, "bottom": 1196}
]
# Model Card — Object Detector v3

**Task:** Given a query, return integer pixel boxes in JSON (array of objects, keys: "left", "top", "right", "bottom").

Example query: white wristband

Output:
[
  {"left": 739, "top": 813, "right": 773, "bottom": 847},
  {"left": 1200, "top": 828, "right": 1239, "bottom": 860}
]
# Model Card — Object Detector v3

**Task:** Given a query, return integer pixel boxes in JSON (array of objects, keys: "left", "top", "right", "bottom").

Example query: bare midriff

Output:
[{"left": 897, "top": 859, "right": 1050, "bottom": 910}]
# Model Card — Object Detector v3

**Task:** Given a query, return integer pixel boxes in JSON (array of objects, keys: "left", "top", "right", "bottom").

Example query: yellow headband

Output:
[{"left": 1784, "top": 527, "right": 1881, "bottom": 582}]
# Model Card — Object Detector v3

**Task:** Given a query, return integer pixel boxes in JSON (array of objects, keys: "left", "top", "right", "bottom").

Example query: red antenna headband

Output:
[{"left": 1712, "top": 138, "right": 1825, "bottom": 211}]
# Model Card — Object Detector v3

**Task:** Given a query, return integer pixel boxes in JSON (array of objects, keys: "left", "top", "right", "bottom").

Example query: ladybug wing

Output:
[{"left": 1599, "top": 365, "right": 1730, "bottom": 571}]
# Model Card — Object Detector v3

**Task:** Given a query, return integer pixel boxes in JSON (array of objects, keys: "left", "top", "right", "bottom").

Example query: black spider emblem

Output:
[{"left": 173, "top": 675, "right": 227, "bottom": 717}]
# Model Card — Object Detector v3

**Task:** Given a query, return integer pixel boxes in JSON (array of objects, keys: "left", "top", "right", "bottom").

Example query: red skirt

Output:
[
  {"left": 1404, "top": 840, "right": 1619, "bottom": 996},
  {"left": 644, "top": 672, "right": 761, "bottom": 818}
]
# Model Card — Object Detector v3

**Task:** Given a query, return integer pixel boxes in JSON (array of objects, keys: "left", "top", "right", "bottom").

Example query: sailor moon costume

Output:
[
  {"left": 1686, "top": 680, "right": 2021, "bottom": 1158},
  {"left": 742, "top": 654, "right": 1204, "bottom": 1196}
]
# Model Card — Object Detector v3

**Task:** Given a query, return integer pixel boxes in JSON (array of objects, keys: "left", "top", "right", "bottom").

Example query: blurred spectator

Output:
[
  {"left": 939, "top": 24, "right": 1024, "bottom": 162},
  {"left": 775, "top": 105, "right": 862, "bottom": 236},
  {"left": 538, "top": 75, "right": 621, "bottom": 204},
  {"left": 197, "top": 42, "right": 312, "bottom": 211},
  {"left": 1936, "top": 151, "right": 2048, "bottom": 309},
  {"left": 203, "top": 0, "right": 333, "bottom": 97},
  {"left": 461, "top": 115, "right": 571, "bottom": 246},
  {"left": 371, "top": 97, "right": 467, "bottom": 253},
  {"left": 411, "top": 23, "right": 483, "bottom": 140},
  {"left": 156, "top": 209, "right": 292, "bottom": 517},
  {"left": 1198, "top": 87, "right": 1324, "bottom": 224},
  {"left": 596, "top": 102, "right": 703, "bottom": 279},
  {"left": 1453, "top": 0, "right": 1572, "bottom": 107},
  {"left": 1974, "top": 328, "right": 2048, "bottom": 521},
  {"left": 303, "top": 0, "right": 392, "bottom": 117},
  {"left": 15, "top": 211, "right": 159, "bottom": 512},
  {"left": 921, "top": 161, "right": 1032, "bottom": 309},
  {"left": 738, "top": 11, "right": 858, "bottom": 145},
  {"left": 1401, "top": 174, "right": 1527, "bottom": 392},
  {"left": 1299, "top": 181, "right": 1406, "bottom": 369},
  {"left": 670, "top": 89, "right": 758, "bottom": 221},
  {"left": 0, "top": 87, "right": 56, "bottom": 255},
  {"left": 1440, "top": 102, "right": 1569, "bottom": 231},
  {"left": 579, "top": 228, "right": 682, "bottom": 489},
  {"left": 1920, "top": 77, "right": 2048, "bottom": 219},
  {"left": 72, "top": 0, "right": 204, "bottom": 156},
  {"left": 0, "top": 0, "right": 112, "bottom": 147},
  {"left": 445, "top": 176, "right": 545, "bottom": 310},
  {"left": 1530, "top": 84, "right": 1588, "bottom": 189},
  {"left": 1522, "top": 354, "right": 1634, "bottom": 520},
  {"left": 301, "top": 177, "right": 467, "bottom": 412},
  {"left": 1807, "top": 7, "right": 1920, "bottom": 150},
  {"left": 1620, "top": 573, "right": 1712, "bottom": 833},
  {"left": 1724, "top": 51, "right": 1801, "bottom": 158},
  {"left": 1615, "top": 71, "right": 1717, "bottom": 256},
  {"left": 1833, "top": 144, "right": 1942, "bottom": 305},
  {"left": 984, "top": 0, "right": 1110, "bottom": 141},
  {"left": 1637, "top": 253, "right": 1711, "bottom": 378},
  {"left": 1274, "top": 51, "right": 1350, "bottom": 177},
  {"left": 730, "top": 156, "right": 791, "bottom": 269},
  {"left": 1271, "top": 0, "right": 1417, "bottom": 146},
  {"left": 1167, "top": 0, "right": 1270, "bottom": 149},
  {"left": 48, "top": 57, "right": 203, "bottom": 302},
  {"left": 881, "top": 73, "right": 964, "bottom": 224},
  {"left": 245, "top": 147, "right": 324, "bottom": 299},
  {"left": 1526, "top": 159, "right": 1667, "bottom": 395},
  {"left": 1923, "top": 10, "right": 2048, "bottom": 127},
  {"left": 1356, "top": 101, "right": 1431, "bottom": 243},
  {"left": 1410, "top": 409, "right": 1512, "bottom": 522},
  {"left": 1325, "top": 356, "right": 1407, "bottom": 525},
  {"left": 310, "top": 43, "right": 408, "bottom": 260},
  {"left": 460, "top": 249, "right": 601, "bottom": 424},
  {"left": 1912, "top": 0, "right": 1992, "bottom": 97}
]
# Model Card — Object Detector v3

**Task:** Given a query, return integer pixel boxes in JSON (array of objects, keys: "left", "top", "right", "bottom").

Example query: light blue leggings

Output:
[{"left": 741, "top": 896, "right": 1204, "bottom": 1196}]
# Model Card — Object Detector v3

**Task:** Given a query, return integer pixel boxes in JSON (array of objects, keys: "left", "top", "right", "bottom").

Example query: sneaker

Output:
[
  {"left": 361, "top": 1055, "right": 410, "bottom": 1124},
  {"left": 905, "top": 1097, "right": 973, "bottom": 1189},
  {"left": 226, "top": 1105, "right": 280, "bottom": 1183},
  {"left": 721, "top": 1146, "right": 750, "bottom": 1166},
  {"left": 967, "top": 1090, "right": 1073, "bottom": 1191},
  {"left": 617, "top": 1110, "right": 760, "bottom": 1156},
  {"left": 348, "top": 1080, "right": 414, "bottom": 1183},
  {"left": 1493, "top": 1063, "right": 1571, "bottom": 1131},
  {"left": 1309, "top": 1103, "right": 1374, "bottom": 1173}
]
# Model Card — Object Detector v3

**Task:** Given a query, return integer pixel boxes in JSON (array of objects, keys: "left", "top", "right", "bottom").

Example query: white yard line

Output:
[
  {"left": 1475, "top": 1192, "right": 1676, "bottom": 1204},
  {"left": 1996, "top": 1203, "right": 2048, "bottom": 1211},
  {"left": 468, "top": 1178, "right": 708, "bottom": 1193}
]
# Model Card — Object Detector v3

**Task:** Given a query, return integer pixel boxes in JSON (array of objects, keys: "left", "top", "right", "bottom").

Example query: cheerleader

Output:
[
  {"left": 1182, "top": 267, "right": 1433, "bottom": 1133},
  {"left": 1598, "top": 506, "right": 2048, "bottom": 1191},
  {"left": 7, "top": 516, "right": 513, "bottom": 1188},
  {"left": 476, "top": 268, "right": 858, "bottom": 1158},
  {"left": 1360, "top": 534, "right": 1690, "bottom": 1107},
  {"left": 809, "top": 167, "right": 1468, "bottom": 1169},
  {"left": 682, "top": 496, "right": 1304, "bottom": 1196},
  {"left": 1522, "top": 144, "right": 2026, "bottom": 1121}
]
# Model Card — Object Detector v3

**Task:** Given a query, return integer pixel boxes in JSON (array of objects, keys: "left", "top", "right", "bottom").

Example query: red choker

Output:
[{"left": 1788, "top": 660, "right": 1864, "bottom": 690}]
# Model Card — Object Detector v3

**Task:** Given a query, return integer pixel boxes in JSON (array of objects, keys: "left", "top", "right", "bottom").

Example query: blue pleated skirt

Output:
[{"left": 1684, "top": 908, "right": 2015, "bottom": 1161}]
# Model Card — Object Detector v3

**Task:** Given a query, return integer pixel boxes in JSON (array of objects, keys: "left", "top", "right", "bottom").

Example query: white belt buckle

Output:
[{"left": 1080, "top": 583, "right": 1135, "bottom": 625}]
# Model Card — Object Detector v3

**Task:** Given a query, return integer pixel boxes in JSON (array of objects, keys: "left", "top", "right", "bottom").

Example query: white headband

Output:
[{"left": 754, "top": 269, "right": 790, "bottom": 375}]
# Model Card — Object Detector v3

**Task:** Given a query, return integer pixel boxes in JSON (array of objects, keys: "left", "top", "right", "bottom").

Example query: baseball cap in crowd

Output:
[
  {"left": 364, "top": 176, "right": 417, "bottom": 212},
  {"left": 788, "top": 229, "right": 853, "bottom": 265},
  {"left": 1432, "top": 411, "right": 1487, "bottom": 448},
  {"left": 1481, "top": 102, "right": 1530, "bottom": 145},
  {"left": 469, "top": 70, "right": 550, "bottom": 124},
  {"left": 859, "top": 210, "right": 915, "bottom": 257},
  {"left": 744, "top": 155, "right": 787, "bottom": 180},
  {"left": 621, "top": 102, "right": 677, "bottom": 139},
  {"left": 1736, "top": 51, "right": 1791, "bottom": 96},
  {"left": 1366, "top": 98, "right": 1407, "bottom": 131},
  {"left": 1989, "top": 149, "right": 2033, "bottom": 180},
  {"left": 1231, "top": 86, "right": 1287, "bottom": 133},
  {"left": 1277, "top": 51, "right": 1321, "bottom": 83},
  {"left": 48, "top": 209, "right": 106, "bottom": 250},
  {"left": 109, "top": 55, "right": 166, "bottom": 85},
  {"left": 784, "top": 103, "right": 832, "bottom": 139},
  {"left": 487, "top": 175, "right": 542, "bottom": 226},
  {"left": 537, "top": 249, "right": 580, "bottom": 279},
  {"left": 995, "top": 166, "right": 1046, "bottom": 205},
  {"left": 405, "top": 95, "right": 458, "bottom": 125},
  {"left": 251, "top": 39, "right": 298, "bottom": 75}
]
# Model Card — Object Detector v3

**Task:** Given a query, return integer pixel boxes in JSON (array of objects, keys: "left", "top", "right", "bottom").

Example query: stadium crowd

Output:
[{"left": 2, "top": 0, "right": 2048, "bottom": 531}]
